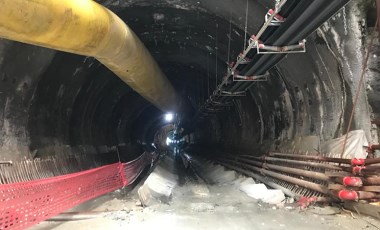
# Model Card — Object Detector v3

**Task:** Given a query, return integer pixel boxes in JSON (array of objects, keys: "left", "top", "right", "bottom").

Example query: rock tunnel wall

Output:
[{"left": 0, "top": 0, "right": 378, "bottom": 162}]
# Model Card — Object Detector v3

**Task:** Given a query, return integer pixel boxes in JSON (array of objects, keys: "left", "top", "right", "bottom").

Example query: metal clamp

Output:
[
  {"left": 210, "top": 100, "right": 233, "bottom": 107},
  {"left": 237, "top": 53, "right": 252, "bottom": 64},
  {"left": 233, "top": 72, "right": 269, "bottom": 82},
  {"left": 265, "top": 9, "right": 285, "bottom": 26},
  {"left": 257, "top": 39, "right": 306, "bottom": 54},
  {"left": 220, "top": 91, "right": 246, "bottom": 97}
]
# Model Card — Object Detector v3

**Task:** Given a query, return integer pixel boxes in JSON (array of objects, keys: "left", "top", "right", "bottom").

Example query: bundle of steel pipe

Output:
[
  {"left": 196, "top": 0, "right": 351, "bottom": 119},
  {"left": 213, "top": 152, "right": 380, "bottom": 204}
]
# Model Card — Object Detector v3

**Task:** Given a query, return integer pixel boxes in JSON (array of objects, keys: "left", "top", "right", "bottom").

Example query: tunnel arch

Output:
[{"left": 0, "top": 0, "right": 373, "bottom": 165}]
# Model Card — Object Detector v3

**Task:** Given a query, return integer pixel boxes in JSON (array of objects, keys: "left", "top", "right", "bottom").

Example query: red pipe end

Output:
[
  {"left": 298, "top": 196, "right": 317, "bottom": 209},
  {"left": 338, "top": 190, "right": 359, "bottom": 201},
  {"left": 343, "top": 177, "right": 363, "bottom": 187},
  {"left": 351, "top": 158, "right": 365, "bottom": 166},
  {"left": 352, "top": 166, "right": 366, "bottom": 175}
]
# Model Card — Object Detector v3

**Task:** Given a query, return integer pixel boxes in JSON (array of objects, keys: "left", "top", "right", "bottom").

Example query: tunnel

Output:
[{"left": 0, "top": 0, "right": 380, "bottom": 229}]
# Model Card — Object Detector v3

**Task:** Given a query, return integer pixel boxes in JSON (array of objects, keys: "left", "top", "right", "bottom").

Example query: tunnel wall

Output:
[
  {"left": 0, "top": 40, "right": 55, "bottom": 160},
  {"left": 192, "top": 1, "right": 377, "bottom": 156},
  {"left": 0, "top": 0, "right": 378, "bottom": 162}
]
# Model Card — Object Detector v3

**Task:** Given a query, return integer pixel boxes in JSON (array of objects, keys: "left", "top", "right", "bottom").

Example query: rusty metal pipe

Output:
[
  {"left": 0, "top": 0, "right": 179, "bottom": 111},
  {"left": 365, "top": 158, "right": 380, "bottom": 165},
  {"left": 222, "top": 156, "right": 330, "bottom": 181},
  {"left": 269, "top": 152, "right": 352, "bottom": 164},
  {"left": 364, "top": 176, "right": 380, "bottom": 186},
  {"left": 217, "top": 159, "right": 330, "bottom": 194},
  {"left": 332, "top": 190, "right": 380, "bottom": 201},
  {"left": 240, "top": 155, "right": 348, "bottom": 171}
]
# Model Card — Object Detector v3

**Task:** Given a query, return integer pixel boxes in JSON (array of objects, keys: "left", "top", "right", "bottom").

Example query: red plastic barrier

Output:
[
  {"left": 123, "top": 153, "right": 149, "bottom": 185},
  {"left": 0, "top": 153, "right": 153, "bottom": 230}
]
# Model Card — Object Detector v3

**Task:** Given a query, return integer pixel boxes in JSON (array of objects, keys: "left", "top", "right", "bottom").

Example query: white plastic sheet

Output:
[{"left": 321, "top": 130, "right": 368, "bottom": 159}]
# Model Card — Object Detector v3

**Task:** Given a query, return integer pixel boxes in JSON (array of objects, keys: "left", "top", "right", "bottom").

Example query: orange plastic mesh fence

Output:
[{"left": 0, "top": 153, "right": 152, "bottom": 229}]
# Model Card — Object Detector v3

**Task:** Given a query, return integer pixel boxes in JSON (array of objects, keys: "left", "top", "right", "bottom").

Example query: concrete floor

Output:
[{"left": 32, "top": 156, "right": 380, "bottom": 230}]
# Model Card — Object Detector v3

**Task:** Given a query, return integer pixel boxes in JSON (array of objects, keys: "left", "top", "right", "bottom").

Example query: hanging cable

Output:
[
  {"left": 207, "top": 52, "right": 210, "bottom": 97},
  {"left": 243, "top": 0, "right": 249, "bottom": 50},
  {"left": 215, "top": 22, "right": 219, "bottom": 88},
  {"left": 116, "top": 147, "right": 121, "bottom": 162},
  {"left": 341, "top": 19, "right": 378, "bottom": 158},
  {"left": 227, "top": 7, "right": 232, "bottom": 65}
]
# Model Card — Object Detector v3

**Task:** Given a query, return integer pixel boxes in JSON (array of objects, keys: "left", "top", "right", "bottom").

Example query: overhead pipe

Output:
[
  {"left": 219, "top": 0, "right": 316, "bottom": 96},
  {"left": 252, "top": 0, "right": 351, "bottom": 75},
  {"left": 225, "top": 0, "right": 349, "bottom": 97},
  {"left": 0, "top": 0, "right": 179, "bottom": 112}
]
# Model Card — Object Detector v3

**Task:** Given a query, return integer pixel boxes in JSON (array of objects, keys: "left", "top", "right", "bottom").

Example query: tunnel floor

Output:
[{"left": 31, "top": 153, "right": 379, "bottom": 230}]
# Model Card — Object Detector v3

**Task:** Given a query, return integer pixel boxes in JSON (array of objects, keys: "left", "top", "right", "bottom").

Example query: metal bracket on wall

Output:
[
  {"left": 220, "top": 91, "right": 246, "bottom": 97},
  {"left": 236, "top": 53, "right": 252, "bottom": 64},
  {"left": 210, "top": 100, "right": 233, "bottom": 107},
  {"left": 256, "top": 39, "right": 306, "bottom": 54},
  {"left": 265, "top": 9, "right": 286, "bottom": 26},
  {"left": 233, "top": 72, "right": 269, "bottom": 82}
]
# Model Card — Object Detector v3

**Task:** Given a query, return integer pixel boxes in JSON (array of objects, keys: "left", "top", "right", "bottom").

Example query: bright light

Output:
[
  {"left": 166, "top": 137, "right": 171, "bottom": 146},
  {"left": 164, "top": 113, "right": 174, "bottom": 122}
]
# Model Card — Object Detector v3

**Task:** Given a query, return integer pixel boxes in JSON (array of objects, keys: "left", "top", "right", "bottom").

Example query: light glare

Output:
[{"left": 165, "top": 113, "right": 174, "bottom": 122}]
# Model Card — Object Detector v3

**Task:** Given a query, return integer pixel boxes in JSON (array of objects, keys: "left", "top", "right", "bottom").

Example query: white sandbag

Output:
[
  {"left": 239, "top": 183, "right": 268, "bottom": 200},
  {"left": 261, "top": 189, "right": 285, "bottom": 204}
]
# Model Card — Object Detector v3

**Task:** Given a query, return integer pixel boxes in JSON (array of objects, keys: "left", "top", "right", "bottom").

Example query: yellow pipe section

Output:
[{"left": 0, "top": 0, "right": 179, "bottom": 112}]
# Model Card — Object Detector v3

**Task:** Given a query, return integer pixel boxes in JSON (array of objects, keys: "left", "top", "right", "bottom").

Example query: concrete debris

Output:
[
  {"left": 138, "top": 157, "right": 178, "bottom": 206},
  {"left": 261, "top": 190, "right": 286, "bottom": 205},
  {"left": 193, "top": 157, "right": 285, "bottom": 205}
]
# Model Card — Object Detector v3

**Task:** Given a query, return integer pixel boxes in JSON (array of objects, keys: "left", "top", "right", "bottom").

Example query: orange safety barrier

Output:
[{"left": 0, "top": 153, "right": 153, "bottom": 229}]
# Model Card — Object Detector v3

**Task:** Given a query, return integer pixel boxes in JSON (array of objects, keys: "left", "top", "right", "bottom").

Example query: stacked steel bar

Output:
[{"left": 214, "top": 152, "right": 380, "bottom": 203}]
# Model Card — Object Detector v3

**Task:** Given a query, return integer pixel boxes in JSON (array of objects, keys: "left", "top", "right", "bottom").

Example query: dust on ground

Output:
[{"left": 32, "top": 156, "right": 380, "bottom": 230}]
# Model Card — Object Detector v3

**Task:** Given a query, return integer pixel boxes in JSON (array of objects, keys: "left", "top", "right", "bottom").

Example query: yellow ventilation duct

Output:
[{"left": 0, "top": 0, "right": 180, "bottom": 112}]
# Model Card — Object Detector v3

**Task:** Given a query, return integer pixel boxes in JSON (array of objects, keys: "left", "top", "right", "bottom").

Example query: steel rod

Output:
[
  {"left": 217, "top": 159, "right": 330, "bottom": 195},
  {"left": 268, "top": 152, "right": 352, "bottom": 164},
  {"left": 239, "top": 155, "right": 348, "bottom": 171},
  {"left": 217, "top": 161, "right": 299, "bottom": 198},
  {"left": 222, "top": 156, "right": 330, "bottom": 181}
]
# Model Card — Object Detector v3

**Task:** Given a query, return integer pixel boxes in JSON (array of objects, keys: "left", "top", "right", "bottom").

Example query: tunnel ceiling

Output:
[{"left": 0, "top": 0, "right": 377, "bottom": 161}]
